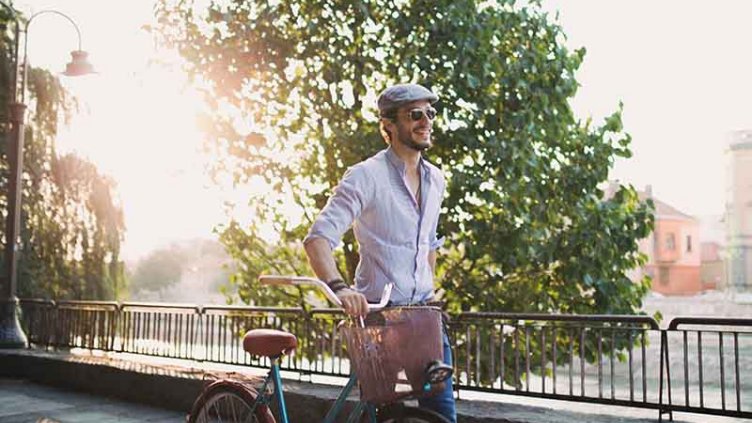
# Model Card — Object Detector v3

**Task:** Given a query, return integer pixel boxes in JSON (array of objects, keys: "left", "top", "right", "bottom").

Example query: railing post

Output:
[
  {"left": 658, "top": 329, "right": 673, "bottom": 422},
  {"left": 197, "top": 305, "right": 205, "bottom": 362},
  {"left": 51, "top": 300, "right": 60, "bottom": 349},
  {"left": 113, "top": 302, "right": 122, "bottom": 352},
  {"left": 302, "top": 309, "right": 312, "bottom": 382},
  {"left": 450, "top": 318, "right": 460, "bottom": 400}
]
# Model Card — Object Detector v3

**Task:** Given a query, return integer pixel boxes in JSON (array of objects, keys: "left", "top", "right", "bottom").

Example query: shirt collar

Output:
[{"left": 385, "top": 146, "right": 430, "bottom": 177}]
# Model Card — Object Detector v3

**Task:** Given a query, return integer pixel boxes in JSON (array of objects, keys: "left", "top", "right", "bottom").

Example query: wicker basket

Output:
[{"left": 340, "top": 307, "right": 443, "bottom": 404}]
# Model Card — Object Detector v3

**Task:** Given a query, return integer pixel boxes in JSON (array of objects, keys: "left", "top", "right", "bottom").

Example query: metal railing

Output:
[
  {"left": 18, "top": 299, "right": 752, "bottom": 421},
  {"left": 660, "top": 317, "right": 752, "bottom": 420},
  {"left": 451, "top": 313, "right": 661, "bottom": 407}
]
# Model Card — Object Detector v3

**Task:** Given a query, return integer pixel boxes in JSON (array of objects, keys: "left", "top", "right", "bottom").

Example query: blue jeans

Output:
[{"left": 418, "top": 331, "right": 457, "bottom": 423}]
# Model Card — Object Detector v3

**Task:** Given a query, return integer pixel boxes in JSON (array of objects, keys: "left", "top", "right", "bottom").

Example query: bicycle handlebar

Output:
[{"left": 259, "top": 275, "right": 393, "bottom": 312}]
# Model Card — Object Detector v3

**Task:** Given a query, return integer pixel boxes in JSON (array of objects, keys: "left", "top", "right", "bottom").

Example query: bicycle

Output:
[{"left": 187, "top": 275, "right": 454, "bottom": 423}]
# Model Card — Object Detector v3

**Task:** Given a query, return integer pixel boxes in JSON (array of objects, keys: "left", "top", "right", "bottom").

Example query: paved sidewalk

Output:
[
  {"left": 0, "top": 378, "right": 184, "bottom": 422},
  {"left": 2, "top": 375, "right": 746, "bottom": 423},
  {"left": 0, "top": 349, "right": 748, "bottom": 423}
]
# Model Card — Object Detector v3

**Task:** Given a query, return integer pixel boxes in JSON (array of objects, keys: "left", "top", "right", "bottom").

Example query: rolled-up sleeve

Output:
[{"left": 304, "top": 165, "right": 372, "bottom": 250}]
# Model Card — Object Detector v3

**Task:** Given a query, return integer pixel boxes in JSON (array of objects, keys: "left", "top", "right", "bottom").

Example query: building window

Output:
[
  {"left": 659, "top": 267, "right": 670, "bottom": 285},
  {"left": 665, "top": 233, "right": 676, "bottom": 251},
  {"left": 686, "top": 235, "right": 692, "bottom": 253}
]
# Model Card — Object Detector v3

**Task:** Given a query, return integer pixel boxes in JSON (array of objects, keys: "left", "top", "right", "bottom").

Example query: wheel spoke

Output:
[
  {"left": 194, "top": 390, "right": 260, "bottom": 423},
  {"left": 230, "top": 395, "right": 238, "bottom": 422},
  {"left": 214, "top": 398, "right": 224, "bottom": 423}
]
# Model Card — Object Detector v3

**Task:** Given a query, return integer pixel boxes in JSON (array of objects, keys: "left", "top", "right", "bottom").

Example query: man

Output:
[{"left": 303, "top": 83, "right": 456, "bottom": 422}]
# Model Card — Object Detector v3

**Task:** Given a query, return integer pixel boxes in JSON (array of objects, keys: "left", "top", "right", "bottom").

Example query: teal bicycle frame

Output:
[
  {"left": 250, "top": 356, "right": 378, "bottom": 423},
  {"left": 245, "top": 278, "right": 398, "bottom": 422}
]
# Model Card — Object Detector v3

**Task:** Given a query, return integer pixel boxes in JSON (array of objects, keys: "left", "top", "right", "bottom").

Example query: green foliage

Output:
[
  {"left": 130, "top": 247, "right": 183, "bottom": 297},
  {"left": 0, "top": 11, "right": 125, "bottom": 300},
  {"left": 129, "top": 239, "right": 236, "bottom": 302},
  {"left": 152, "top": 0, "right": 653, "bottom": 318},
  {"left": 218, "top": 220, "right": 313, "bottom": 309}
]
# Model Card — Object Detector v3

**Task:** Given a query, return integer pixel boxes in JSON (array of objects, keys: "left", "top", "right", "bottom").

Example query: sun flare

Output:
[{"left": 56, "top": 52, "right": 231, "bottom": 261}]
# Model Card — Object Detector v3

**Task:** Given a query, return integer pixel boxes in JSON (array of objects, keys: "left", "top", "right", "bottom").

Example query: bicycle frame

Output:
[
  {"left": 244, "top": 278, "right": 394, "bottom": 422},
  {"left": 249, "top": 356, "right": 377, "bottom": 423}
]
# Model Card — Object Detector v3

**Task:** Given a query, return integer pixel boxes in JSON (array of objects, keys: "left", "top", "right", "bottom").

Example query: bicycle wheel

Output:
[
  {"left": 376, "top": 405, "right": 450, "bottom": 423},
  {"left": 189, "top": 380, "right": 275, "bottom": 423}
]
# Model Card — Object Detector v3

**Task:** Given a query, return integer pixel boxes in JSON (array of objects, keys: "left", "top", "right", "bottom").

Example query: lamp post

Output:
[{"left": 0, "top": 2, "right": 94, "bottom": 348}]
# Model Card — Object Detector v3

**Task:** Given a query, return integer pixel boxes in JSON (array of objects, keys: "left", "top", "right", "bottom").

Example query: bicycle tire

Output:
[
  {"left": 376, "top": 405, "right": 450, "bottom": 423},
  {"left": 189, "top": 380, "right": 276, "bottom": 423}
]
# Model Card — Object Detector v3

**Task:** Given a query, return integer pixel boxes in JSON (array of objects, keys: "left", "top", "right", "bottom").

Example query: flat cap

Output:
[{"left": 377, "top": 83, "right": 438, "bottom": 116}]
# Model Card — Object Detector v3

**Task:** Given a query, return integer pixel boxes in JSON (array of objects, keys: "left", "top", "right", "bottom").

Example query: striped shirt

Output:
[{"left": 304, "top": 147, "right": 446, "bottom": 305}]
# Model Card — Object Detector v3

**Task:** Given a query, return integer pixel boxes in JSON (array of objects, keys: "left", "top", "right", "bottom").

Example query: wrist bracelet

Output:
[{"left": 326, "top": 278, "right": 349, "bottom": 293}]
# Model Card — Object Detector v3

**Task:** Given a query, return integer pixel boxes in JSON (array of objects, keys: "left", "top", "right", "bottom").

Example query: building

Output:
[
  {"left": 725, "top": 130, "right": 752, "bottom": 292},
  {"left": 636, "top": 186, "right": 704, "bottom": 295},
  {"left": 618, "top": 184, "right": 723, "bottom": 295},
  {"left": 700, "top": 241, "right": 724, "bottom": 289}
]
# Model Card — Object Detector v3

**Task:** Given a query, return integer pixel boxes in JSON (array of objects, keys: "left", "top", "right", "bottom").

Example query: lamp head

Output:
[{"left": 63, "top": 50, "right": 96, "bottom": 76}]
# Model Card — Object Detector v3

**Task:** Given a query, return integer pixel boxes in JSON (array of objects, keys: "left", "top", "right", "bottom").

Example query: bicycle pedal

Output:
[{"left": 425, "top": 360, "right": 453, "bottom": 384}]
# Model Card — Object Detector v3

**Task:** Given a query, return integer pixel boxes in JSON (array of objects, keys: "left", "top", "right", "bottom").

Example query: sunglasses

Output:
[{"left": 405, "top": 107, "right": 438, "bottom": 121}]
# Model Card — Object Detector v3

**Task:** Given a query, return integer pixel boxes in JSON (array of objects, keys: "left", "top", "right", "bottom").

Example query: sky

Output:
[
  {"left": 14, "top": 0, "right": 752, "bottom": 260},
  {"left": 541, "top": 1, "right": 752, "bottom": 218},
  {"left": 16, "top": 0, "right": 227, "bottom": 261}
]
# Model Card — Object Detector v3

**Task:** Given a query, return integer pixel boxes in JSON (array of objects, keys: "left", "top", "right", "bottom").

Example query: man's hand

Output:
[{"left": 336, "top": 288, "right": 369, "bottom": 317}]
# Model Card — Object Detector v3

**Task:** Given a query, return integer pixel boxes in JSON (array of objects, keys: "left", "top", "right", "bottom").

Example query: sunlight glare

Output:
[{"left": 56, "top": 52, "right": 230, "bottom": 261}]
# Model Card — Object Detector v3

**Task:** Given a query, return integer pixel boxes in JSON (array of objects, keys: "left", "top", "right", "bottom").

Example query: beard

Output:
[{"left": 395, "top": 125, "right": 432, "bottom": 151}]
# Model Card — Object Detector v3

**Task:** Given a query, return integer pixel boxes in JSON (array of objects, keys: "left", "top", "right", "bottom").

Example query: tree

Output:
[
  {"left": 152, "top": 0, "right": 653, "bottom": 316},
  {"left": 1, "top": 9, "right": 125, "bottom": 300},
  {"left": 129, "top": 239, "right": 237, "bottom": 303},
  {"left": 130, "top": 246, "right": 184, "bottom": 299}
]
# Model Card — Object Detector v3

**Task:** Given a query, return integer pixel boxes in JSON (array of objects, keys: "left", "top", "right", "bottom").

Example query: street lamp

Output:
[{"left": 0, "top": 3, "right": 95, "bottom": 348}]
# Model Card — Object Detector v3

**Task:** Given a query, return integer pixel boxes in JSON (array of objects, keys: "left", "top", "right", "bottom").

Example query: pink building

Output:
[{"left": 635, "top": 187, "right": 708, "bottom": 295}]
